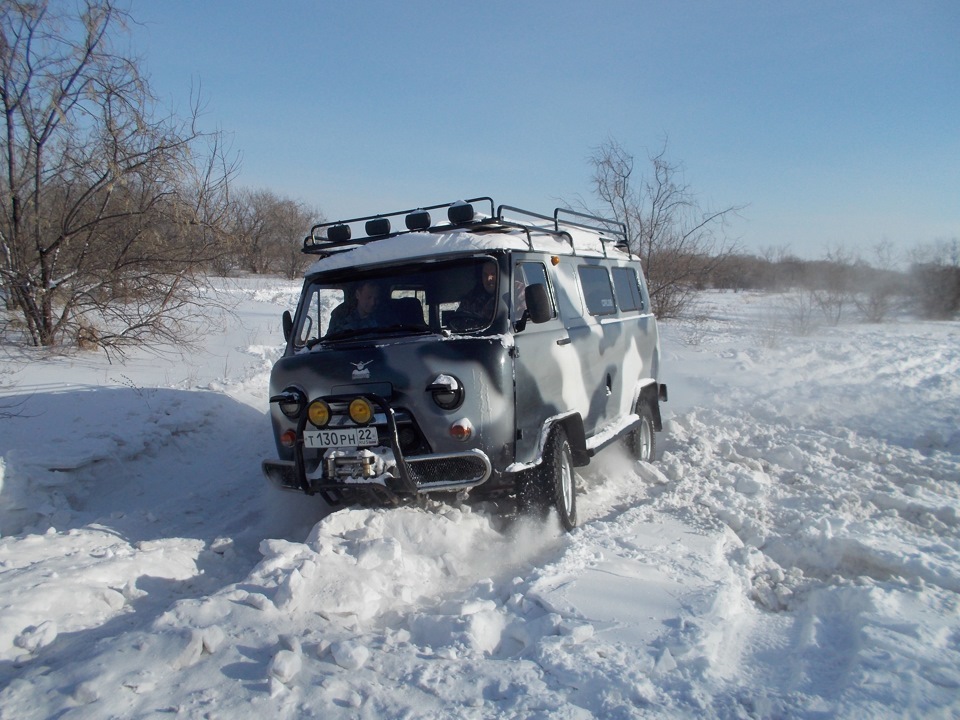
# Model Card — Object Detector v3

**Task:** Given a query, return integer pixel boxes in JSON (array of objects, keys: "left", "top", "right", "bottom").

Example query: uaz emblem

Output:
[{"left": 351, "top": 360, "right": 372, "bottom": 379}]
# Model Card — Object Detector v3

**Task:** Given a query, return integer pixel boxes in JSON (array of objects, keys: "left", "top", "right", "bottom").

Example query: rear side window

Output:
[
  {"left": 577, "top": 266, "right": 616, "bottom": 316},
  {"left": 612, "top": 267, "right": 644, "bottom": 312}
]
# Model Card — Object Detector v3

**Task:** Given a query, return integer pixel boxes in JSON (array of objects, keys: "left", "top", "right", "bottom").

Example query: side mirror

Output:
[
  {"left": 282, "top": 310, "right": 293, "bottom": 342},
  {"left": 525, "top": 284, "right": 553, "bottom": 324}
]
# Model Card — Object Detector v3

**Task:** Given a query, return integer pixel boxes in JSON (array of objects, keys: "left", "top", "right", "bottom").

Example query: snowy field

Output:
[{"left": 1, "top": 279, "right": 958, "bottom": 719}]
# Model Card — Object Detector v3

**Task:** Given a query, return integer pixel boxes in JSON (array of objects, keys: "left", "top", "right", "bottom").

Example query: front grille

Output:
[{"left": 406, "top": 452, "right": 491, "bottom": 489}]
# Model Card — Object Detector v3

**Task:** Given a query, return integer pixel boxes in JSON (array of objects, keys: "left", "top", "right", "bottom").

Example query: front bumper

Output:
[
  {"left": 262, "top": 392, "right": 492, "bottom": 504},
  {"left": 263, "top": 448, "right": 492, "bottom": 500}
]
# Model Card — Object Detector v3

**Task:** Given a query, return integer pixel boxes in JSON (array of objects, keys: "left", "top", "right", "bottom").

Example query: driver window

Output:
[
  {"left": 514, "top": 261, "right": 556, "bottom": 321},
  {"left": 296, "top": 287, "right": 344, "bottom": 346},
  {"left": 296, "top": 289, "right": 321, "bottom": 347}
]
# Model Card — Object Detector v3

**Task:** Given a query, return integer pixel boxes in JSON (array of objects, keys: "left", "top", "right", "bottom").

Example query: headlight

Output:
[
  {"left": 272, "top": 387, "right": 306, "bottom": 419},
  {"left": 307, "top": 399, "right": 331, "bottom": 428},
  {"left": 427, "top": 374, "right": 464, "bottom": 411},
  {"left": 348, "top": 397, "right": 375, "bottom": 425}
]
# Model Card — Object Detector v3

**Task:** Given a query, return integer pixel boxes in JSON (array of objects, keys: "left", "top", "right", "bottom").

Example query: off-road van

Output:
[{"left": 263, "top": 197, "right": 666, "bottom": 530}]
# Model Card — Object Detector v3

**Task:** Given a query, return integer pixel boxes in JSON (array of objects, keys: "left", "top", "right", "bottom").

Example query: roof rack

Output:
[{"left": 302, "top": 197, "right": 629, "bottom": 258}]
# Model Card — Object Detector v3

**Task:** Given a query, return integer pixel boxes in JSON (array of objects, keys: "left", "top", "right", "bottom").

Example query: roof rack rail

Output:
[
  {"left": 300, "top": 197, "right": 629, "bottom": 258},
  {"left": 494, "top": 205, "right": 628, "bottom": 257},
  {"left": 303, "top": 197, "right": 495, "bottom": 254}
]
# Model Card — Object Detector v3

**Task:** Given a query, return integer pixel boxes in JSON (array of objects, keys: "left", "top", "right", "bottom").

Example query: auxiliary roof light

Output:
[
  {"left": 447, "top": 201, "right": 475, "bottom": 225},
  {"left": 327, "top": 224, "right": 351, "bottom": 242},
  {"left": 405, "top": 209, "right": 432, "bottom": 231},
  {"left": 365, "top": 217, "right": 391, "bottom": 236}
]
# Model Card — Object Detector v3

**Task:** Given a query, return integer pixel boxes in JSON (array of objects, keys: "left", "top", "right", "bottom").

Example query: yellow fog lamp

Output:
[
  {"left": 307, "top": 399, "right": 331, "bottom": 428},
  {"left": 348, "top": 397, "right": 375, "bottom": 425}
]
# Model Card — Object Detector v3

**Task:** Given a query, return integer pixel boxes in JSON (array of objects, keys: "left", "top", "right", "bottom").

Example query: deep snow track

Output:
[{"left": 1, "top": 284, "right": 959, "bottom": 718}]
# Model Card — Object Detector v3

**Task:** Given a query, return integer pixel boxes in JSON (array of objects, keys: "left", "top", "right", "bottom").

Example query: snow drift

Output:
[{"left": 0, "top": 281, "right": 958, "bottom": 718}]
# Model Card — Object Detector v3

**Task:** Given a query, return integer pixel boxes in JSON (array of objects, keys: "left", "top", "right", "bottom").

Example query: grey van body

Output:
[{"left": 262, "top": 198, "right": 666, "bottom": 529}]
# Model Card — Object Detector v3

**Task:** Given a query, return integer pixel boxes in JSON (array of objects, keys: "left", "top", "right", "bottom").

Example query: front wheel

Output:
[
  {"left": 518, "top": 427, "right": 577, "bottom": 531},
  {"left": 625, "top": 400, "right": 657, "bottom": 462}
]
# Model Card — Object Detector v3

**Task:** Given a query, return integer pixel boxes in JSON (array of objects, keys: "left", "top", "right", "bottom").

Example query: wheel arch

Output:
[
  {"left": 530, "top": 412, "right": 589, "bottom": 468},
  {"left": 634, "top": 378, "right": 664, "bottom": 432}
]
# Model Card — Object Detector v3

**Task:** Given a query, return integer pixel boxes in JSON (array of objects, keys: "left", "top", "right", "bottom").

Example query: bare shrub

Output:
[
  {"left": 0, "top": 1, "right": 237, "bottom": 352},
  {"left": 587, "top": 138, "right": 743, "bottom": 318},
  {"left": 908, "top": 240, "right": 960, "bottom": 320}
]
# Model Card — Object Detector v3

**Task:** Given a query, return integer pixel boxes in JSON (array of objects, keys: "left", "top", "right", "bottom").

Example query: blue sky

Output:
[{"left": 129, "top": 1, "right": 959, "bottom": 258}]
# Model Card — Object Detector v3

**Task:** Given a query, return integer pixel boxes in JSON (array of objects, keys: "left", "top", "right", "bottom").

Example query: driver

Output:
[
  {"left": 457, "top": 260, "right": 498, "bottom": 317},
  {"left": 328, "top": 281, "right": 383, "bottom": 334}
]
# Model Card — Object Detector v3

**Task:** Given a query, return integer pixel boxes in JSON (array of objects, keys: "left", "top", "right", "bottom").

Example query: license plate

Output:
[{"left": 303, "top": 427, "right": 379, "bottom": 449}]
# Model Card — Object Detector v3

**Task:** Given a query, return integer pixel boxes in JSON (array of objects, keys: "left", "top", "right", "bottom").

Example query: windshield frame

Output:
[{"left": 291, "top": 255, "right": 506, "bottom": 349}]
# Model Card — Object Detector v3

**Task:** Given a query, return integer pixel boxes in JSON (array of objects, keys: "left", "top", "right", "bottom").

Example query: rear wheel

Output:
[
  {"left": 518, "top": 427, "right": 577, "bottom": 531},
  {"left": 625, "top": 400, "right": 657, "bottom": 462}
]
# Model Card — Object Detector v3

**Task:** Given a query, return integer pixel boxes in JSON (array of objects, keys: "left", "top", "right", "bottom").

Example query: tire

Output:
[
  {"left": 518, "top": 427, "right": 577, "bottom": 531},
  {"left": 625, "top": 400, "right": 657, "bottom": 463}
]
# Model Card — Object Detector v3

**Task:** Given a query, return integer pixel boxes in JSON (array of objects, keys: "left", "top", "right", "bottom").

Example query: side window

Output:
[
  {"left": 514, "top": 261, "right": 557, "bottom": 320},
  {"left": 296, "top": 289, "right": 321, "bottom": 347},
  {"left": 296, "top": 287, "right": 343, "bottom": 346},
  {"left": 577, "top": 265, "right": 616, "bottom": 316},
  {"left": 612, "top": 267, "right": 644, "bottom": 312}
]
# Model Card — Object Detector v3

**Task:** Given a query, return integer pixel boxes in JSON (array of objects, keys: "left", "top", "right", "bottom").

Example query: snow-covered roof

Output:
[
  {"left": 302, "top": 199, "right": 634, "bottom": 275},
  {"left": 305, "top": 225, "right": 631, "bottom": 275}
]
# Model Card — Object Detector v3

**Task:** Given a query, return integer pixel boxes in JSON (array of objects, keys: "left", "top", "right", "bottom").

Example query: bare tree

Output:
[
  {"left": 909, "top": 239, "right": 960, "bottom": 320},
  {"left": 853, "top": 240, "right": 902, "bottom": 323},
  {"left": 228, "top": 188, "right": 318, "bottom": 279},
  {"left": 589, "top": 138, "right": 742, "bottom": 317},
  {"left": 811, "top": 245, "right": 855, "bottom": 326},
  {"left": 0, "top": 0, "right": 236, "bottom": 352}
]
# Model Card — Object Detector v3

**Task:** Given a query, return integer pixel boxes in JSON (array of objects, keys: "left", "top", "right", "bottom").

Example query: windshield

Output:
[{"left": 292, "top": 257, "right": 502, "bottom": 348}]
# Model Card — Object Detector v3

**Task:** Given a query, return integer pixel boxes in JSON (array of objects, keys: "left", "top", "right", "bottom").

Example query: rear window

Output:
[
  {"left": 577, "top": 266, "right": 616, "bottom": 316},
  {"left": 612, "top": 267, "right": 644, "bottom": 312}
]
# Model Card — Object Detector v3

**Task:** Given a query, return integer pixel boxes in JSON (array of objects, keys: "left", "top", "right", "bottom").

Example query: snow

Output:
[
  {"left": 1, "top": 281, "right": 959, "bottom": 718},
  {"left": 306, "top": 224, "right": 620, "bottom": 276}
]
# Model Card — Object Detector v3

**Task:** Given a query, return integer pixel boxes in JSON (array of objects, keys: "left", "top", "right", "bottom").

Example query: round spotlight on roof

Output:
[
  {"left": 327, "top": 224, "right": 351, "bottom": 242},
  {"left": 365, "top": 217, "right": 391, "bottom": 236},
  {"left": 447, "top": 201, "right": 475, "bottom": 225},
  {"left": 405, "top": 209, "right": 432, "bottom": 231}
]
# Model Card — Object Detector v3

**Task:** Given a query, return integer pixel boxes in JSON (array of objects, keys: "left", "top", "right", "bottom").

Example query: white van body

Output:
[{"left": 263, "top": 198, "right": 667, "bottom": 530}]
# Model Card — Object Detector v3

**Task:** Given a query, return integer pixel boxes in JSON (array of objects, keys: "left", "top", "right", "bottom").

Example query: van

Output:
[{"left": 262, "top": 197, "right": 667, "bottom": 530}]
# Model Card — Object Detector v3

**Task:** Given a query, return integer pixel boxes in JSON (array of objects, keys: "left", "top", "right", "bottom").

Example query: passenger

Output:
[
  {"left": 328, "top": 281, "right": 383, "bottom": 334},
  {"left": 458, "top": 260, "right": 499, "bottom": 317}
]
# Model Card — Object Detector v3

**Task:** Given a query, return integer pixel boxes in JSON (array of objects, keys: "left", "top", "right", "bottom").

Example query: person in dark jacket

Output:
[{"left": 328, "top": 281, "right": 383, "bottom": 334}]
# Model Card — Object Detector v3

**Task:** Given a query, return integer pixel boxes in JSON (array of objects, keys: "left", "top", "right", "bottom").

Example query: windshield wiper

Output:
[
  {"left": 376, "top": 323, "right": 431, "bottom": 335},
  {"left": 318, "top": 323, "right": 430, "bottom": 344}
]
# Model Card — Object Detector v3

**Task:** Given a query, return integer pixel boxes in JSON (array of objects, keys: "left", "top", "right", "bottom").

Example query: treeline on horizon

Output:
[{"left": 1, "top": 1, "right": 956, "bottom": 356}]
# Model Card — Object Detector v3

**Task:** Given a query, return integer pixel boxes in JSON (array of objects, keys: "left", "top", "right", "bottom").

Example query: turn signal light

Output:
[
  {"left": 280, "top": 430, "right": 297, "bottom": 448},
  {"left": 450, "top": 418, "right": 473, "bottom": 441},
  {"left": 348, "top": 397, "right": 375, "bottom": 425}
]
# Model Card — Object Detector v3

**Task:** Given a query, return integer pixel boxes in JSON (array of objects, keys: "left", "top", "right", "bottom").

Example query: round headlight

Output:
[
  {"left": 274, "top": 387, "right": 306, "bottom": 419},
  {"left": 427, "top": 374, "right": 464, "bottom": 411},
  {"left": 307, "top": 399, "right": 331, "bottom": 428},
  {"left": 348, "top": 397, "right": 375, "bottom": 425}
]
